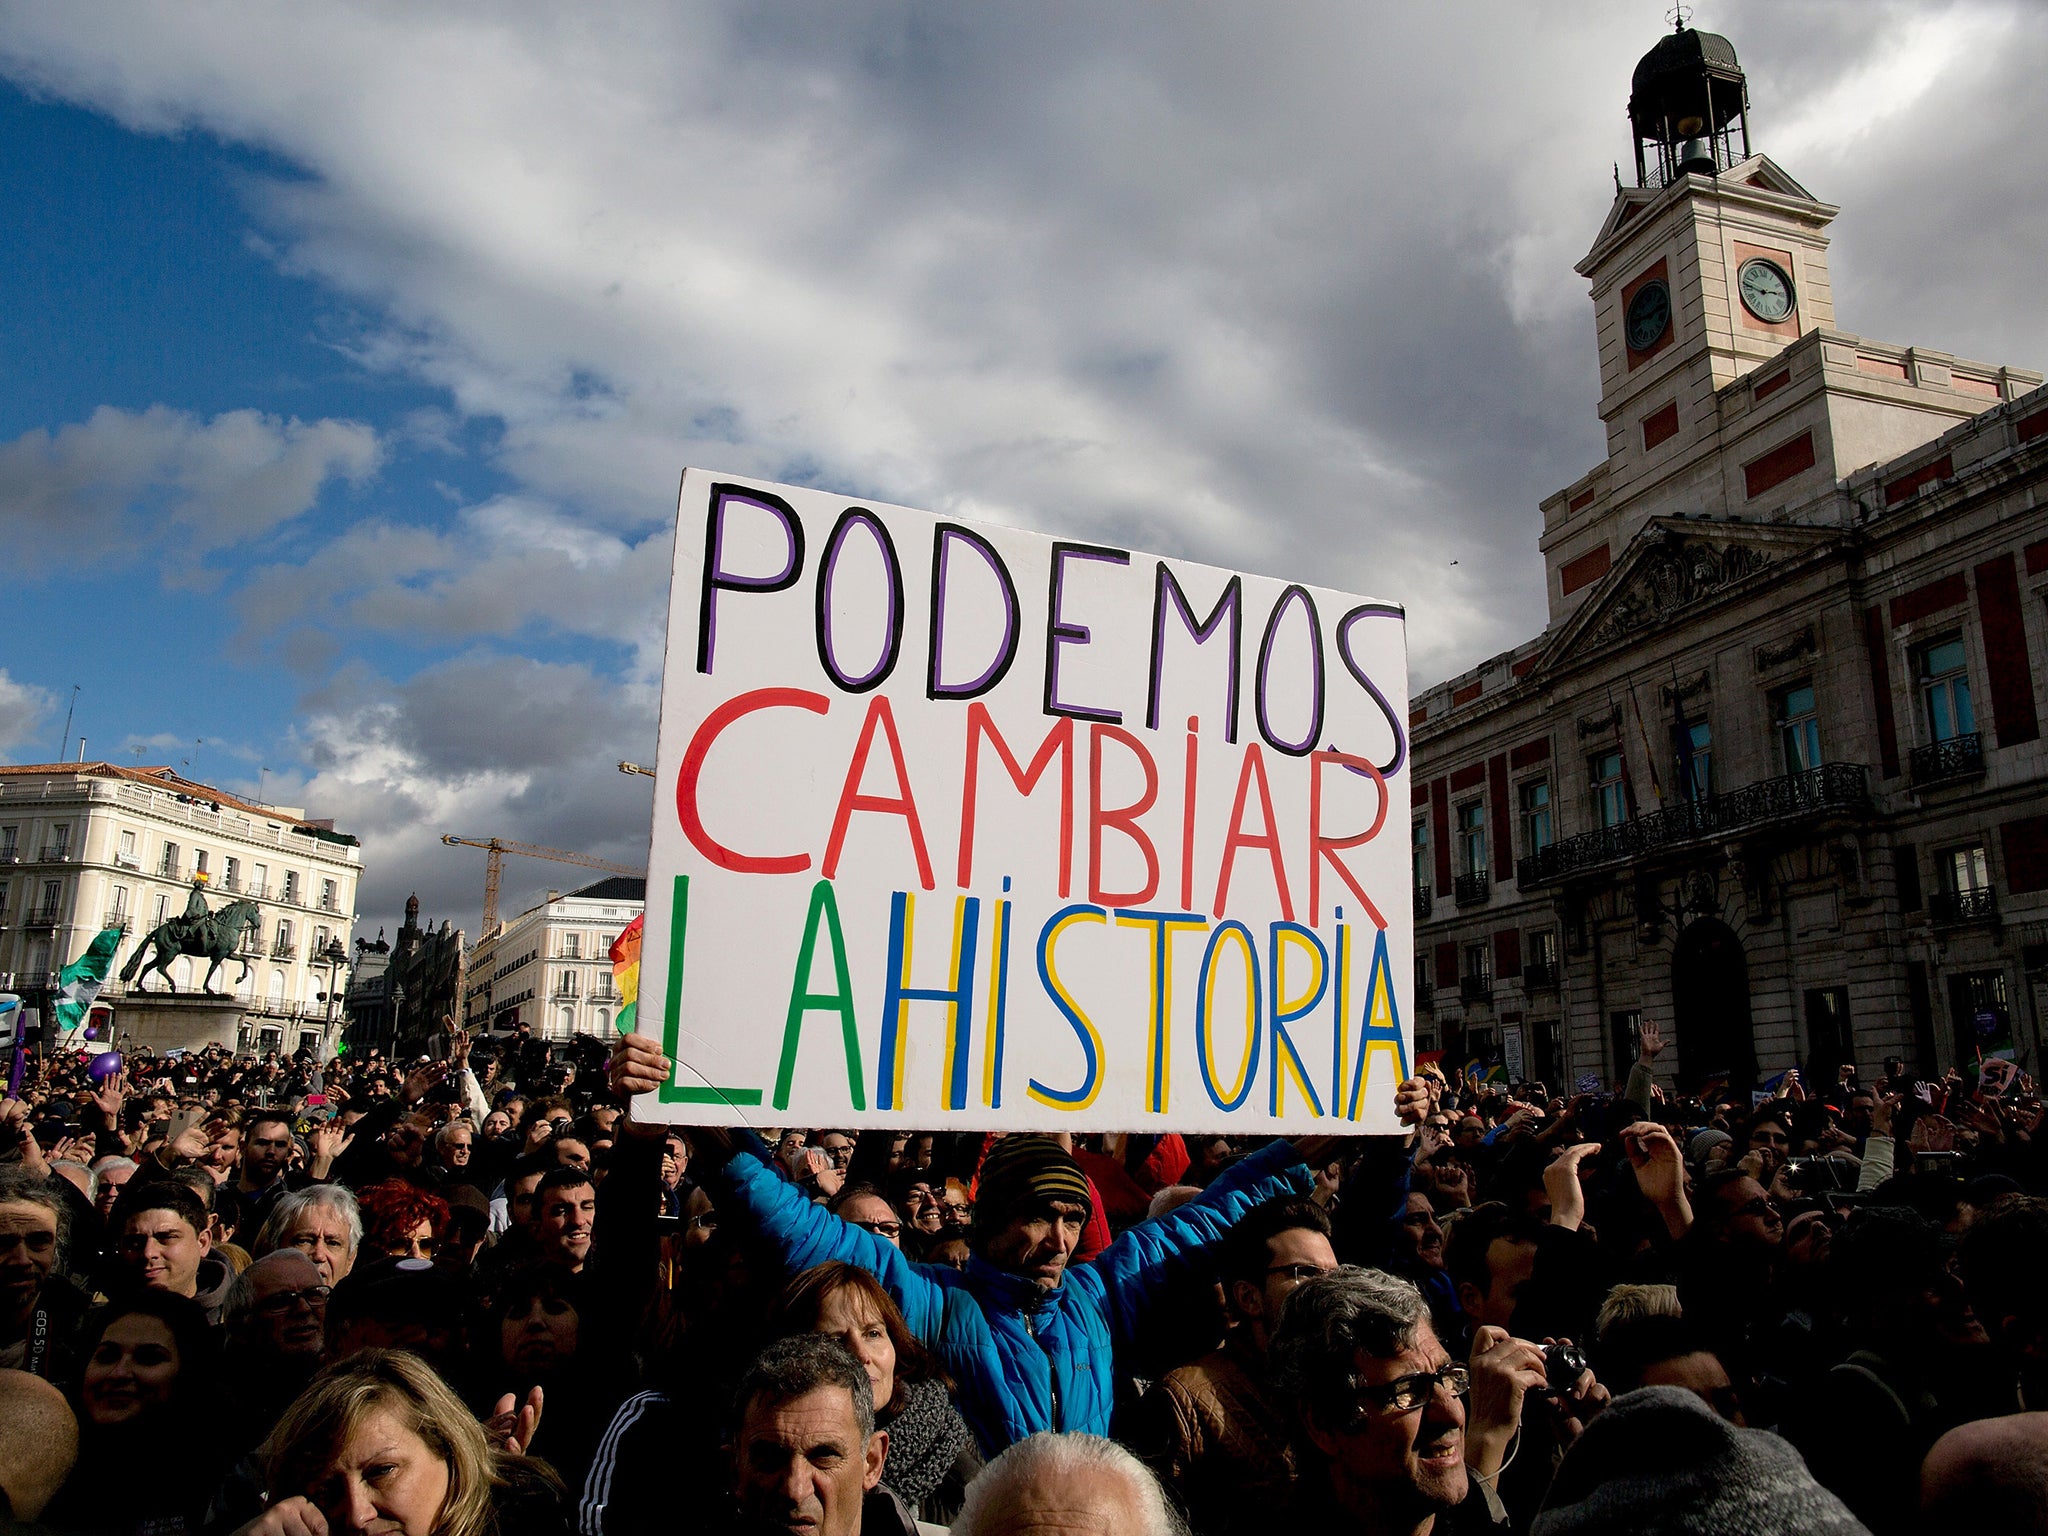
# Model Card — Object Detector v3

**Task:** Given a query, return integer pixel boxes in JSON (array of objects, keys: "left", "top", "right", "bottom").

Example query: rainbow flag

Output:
[{"left": 609, "top": 913, "right": 643, "bottom": 1035}]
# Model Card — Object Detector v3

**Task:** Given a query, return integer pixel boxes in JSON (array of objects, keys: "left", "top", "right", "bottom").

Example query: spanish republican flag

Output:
[{"left": 608, "top": 913, "right": 643, "bottom": 1035}]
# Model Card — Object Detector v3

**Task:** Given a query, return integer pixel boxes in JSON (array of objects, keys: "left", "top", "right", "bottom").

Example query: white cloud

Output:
[
  {"left": 2, "top": 2, "right": 2042, "bottom": 932},
  {"left": 0, "top": 404, "right": 383, "bottom": 575},
  {"left": 0, "top": 669, "right": 56, "bottom": 756}
]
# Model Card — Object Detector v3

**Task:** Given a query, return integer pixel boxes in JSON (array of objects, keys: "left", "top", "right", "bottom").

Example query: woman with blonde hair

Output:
[{"left": 234, "top": 1349, "right": 560, "bottom": 1536}]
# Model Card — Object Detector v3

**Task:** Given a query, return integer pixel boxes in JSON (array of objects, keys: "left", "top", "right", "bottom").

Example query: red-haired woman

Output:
[{"left": 358, "top": 1179, "right": 451, "bottom": 1262}]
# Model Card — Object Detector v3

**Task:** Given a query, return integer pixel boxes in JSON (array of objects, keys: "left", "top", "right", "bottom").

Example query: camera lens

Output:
[{"left": 1543, "top": 1342, "right": 1588, "bottom": 1394}]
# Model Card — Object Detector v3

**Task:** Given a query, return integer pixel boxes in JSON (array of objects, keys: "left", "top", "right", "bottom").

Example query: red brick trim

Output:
[
  {"left": 1641, "top": 401, "right": 1680, "bottom": 450},
  {"left": 1743, "top": 431, "right": 1817, "bottom": 499},
  {"left": 1889, "top": 574, "right": 1968, "bottom": 628},
  {"left": 1509, "top": 737, "right": 1552, "bottom": 770},
  {"left": 1883, "top": 453, "right": 1952, "bottom": 507},
  {"left": 1976, "top": 553, "right": 2040, "bottom": 747},
  {"left": 1560, "top": 544, "right": 1611, "bottom": 597}
]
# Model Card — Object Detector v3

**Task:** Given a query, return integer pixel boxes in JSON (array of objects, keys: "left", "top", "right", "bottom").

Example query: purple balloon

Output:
[{"left": 89, "top": 1051, "right": 123, "bottom": 1082}]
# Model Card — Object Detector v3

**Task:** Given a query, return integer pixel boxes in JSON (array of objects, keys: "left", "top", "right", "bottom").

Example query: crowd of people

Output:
[{"left": 0, "top": 1013, "right": 2043, "bottom": 1536}]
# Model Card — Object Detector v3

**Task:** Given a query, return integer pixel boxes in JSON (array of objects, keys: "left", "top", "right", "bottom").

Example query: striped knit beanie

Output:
[{"left": 974, "top": 1135, "right": 1094, "bottom": 1224}]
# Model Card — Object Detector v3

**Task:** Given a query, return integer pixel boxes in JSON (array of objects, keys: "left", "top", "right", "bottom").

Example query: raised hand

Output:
[
  {"left": 484, "top": 1385, "right": 544, "bottom": 1455},
  {"left": 90, "top": 1075, "right": 127, "bottom": 1129},
  {"left": 609, "top": 1033, "right": 672, "bottom": 1099},
  {"left": 307, "top": 1122, "right": 354, "bottom": 1178},
  {"left": 1393, "top": 1077, "right": 1431, "bottom": 1127},
  {"left": 1544, "top": 1142, "right": 1600, "bottom": 1231},
  {"left": 1466, "top": 1326, "right": 1549, "bottom": 1478},
  {"left": 1910, "top": 1113, "right": 1955, "bottom": 1154},
  {"left": 1637, "top": 1019, "right": 1665, "bottom": 1061},
  {"left": 1621, "top": 1120, "right": 1691, "bottom": 1236},
  {"left": 1870, "top": 1092, "right": 1899, "bottom": 1140},
  {"left": 401, "top": 1061, "right": 447, "bottom": 1104}
]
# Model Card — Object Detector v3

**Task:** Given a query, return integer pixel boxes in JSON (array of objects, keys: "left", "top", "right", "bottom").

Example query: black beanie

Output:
[{"left": 973, "top": 1135, "right": 1093, "bottom": 1225}]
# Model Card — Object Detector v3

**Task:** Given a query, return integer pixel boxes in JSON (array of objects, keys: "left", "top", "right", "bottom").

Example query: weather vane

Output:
[{"left": 1668, "top": 3, "right": 1693, "bottom": 28}]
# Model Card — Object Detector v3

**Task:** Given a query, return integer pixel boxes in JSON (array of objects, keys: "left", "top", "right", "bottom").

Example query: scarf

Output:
[{"left": 878, "top": 1377, "right": 972, "bottom": 1512}]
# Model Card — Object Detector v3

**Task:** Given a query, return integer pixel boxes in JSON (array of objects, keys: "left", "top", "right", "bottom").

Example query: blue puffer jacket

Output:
[{"left": 714, "top": 1135, "right": 1312, "bottom": 1454}]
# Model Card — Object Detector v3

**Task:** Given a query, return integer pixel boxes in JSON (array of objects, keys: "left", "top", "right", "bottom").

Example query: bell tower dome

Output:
[{"left": 1628, "top": 22, "right": 1750, "bottom": 187}]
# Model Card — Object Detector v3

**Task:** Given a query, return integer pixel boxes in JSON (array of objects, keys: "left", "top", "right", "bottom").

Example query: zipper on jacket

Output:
[{"left": 1024, "top": 1306, "right": 1063, "bottom": 1431}]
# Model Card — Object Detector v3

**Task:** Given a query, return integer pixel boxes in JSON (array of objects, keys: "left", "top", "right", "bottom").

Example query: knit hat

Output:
[
  {"left": 973, "top": 1135, "right": 1093, "bottom": 1224},
  {"left": 1687, "top": 1128, "right": 1733, "bottom": 1166},
  {"left": 1532, "top": 1386, "right": 1869, "bottom": 1536}
]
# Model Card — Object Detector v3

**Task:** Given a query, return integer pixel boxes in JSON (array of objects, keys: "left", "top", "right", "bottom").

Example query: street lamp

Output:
[{"left": 318, "top": 937, "right": 351, "bottom": 1062}]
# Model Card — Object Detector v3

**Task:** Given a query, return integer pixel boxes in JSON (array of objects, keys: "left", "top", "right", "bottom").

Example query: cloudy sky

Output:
[{"left": 1, "top": 1, "right": 2042, "bottom": 939}]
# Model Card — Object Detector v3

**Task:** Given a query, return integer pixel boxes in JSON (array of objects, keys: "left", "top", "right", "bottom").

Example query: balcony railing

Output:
[
  {"left": 1416, "top": 978, "right": 1435, "bottom": 1011},
  {"left": 1523, "top": 960, "right": 1560, "bottom": 989},
  {"left": 1460, "top": 974, "right": 1494, "bottom": 1005},
  {"left": 1413, "top": 885, "right": 1432, "bottom": 921},
  {"left": 38, "top": 845, "right": 73, "bottom": 862},
  {"left": 271, "top": 942, "right": 297, "bottom": 961},
  {"left": 104, "top": 910, "right": 132, "bottom": 931},
  {"left": 25, "top": 906, "right": 61, "bottom": 928},
  {"left": 1518, "top": 762, "right": 1871, "bottom": 888},
  {"left": 113, "top": 853, "right": 140, "bottom": 870},
  {"left": 1454, "top": 870, "right": 1491, "bottom": 907},
  {"left": 1910, "top": 732, "right": 1984, "bottom": 788},
  {"left": 1930, "top": 887, "right": 1998, "bottom": 926}
]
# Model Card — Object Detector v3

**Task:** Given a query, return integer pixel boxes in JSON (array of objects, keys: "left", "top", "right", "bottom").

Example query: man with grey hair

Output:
[
  {"left": 951, "top": 1432, "right": 1184, "bottom": 1536},
  {"left": 253, "top": 1181, "right": 361, "bottom": 1287},
  {"left": 91, "top": 1154, "right": 138, "bottom": 1220},
  {"left": 1270, "top": 1267, "right": 1510, "bottom": 1532},
  {"left": 712, "top": 1332, "right": 924, "bottom": 1536}
]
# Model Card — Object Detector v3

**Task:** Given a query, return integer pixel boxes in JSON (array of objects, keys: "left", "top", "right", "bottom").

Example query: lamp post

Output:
[{"left": 318, "top": 937, "right": 351, "bottom": 1062}]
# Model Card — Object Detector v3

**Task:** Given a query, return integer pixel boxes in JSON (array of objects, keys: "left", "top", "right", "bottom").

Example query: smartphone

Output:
[{"left": 165, "top": 1107, "right": 206, "bottom": 1142}]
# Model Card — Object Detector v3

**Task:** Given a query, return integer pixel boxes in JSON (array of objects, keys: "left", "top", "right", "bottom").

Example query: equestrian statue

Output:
[{"left": 119, "top": 880, "right": 264, "bottom": 996}]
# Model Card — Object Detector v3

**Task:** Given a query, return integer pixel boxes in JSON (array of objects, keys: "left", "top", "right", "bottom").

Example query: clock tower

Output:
[{"left": 1537, "top": 20, "right": 2033, "bottom": 625}]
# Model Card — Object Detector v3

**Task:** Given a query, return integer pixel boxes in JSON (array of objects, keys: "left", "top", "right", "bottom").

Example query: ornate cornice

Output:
[{"left": 1754, "top": 625, "right": 1818, "bottom": 672}]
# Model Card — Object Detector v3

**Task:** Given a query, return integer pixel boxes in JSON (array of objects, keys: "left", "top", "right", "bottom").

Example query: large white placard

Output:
[{"left": 636, "top": 471, "right": 1413, "bottom": 1133}]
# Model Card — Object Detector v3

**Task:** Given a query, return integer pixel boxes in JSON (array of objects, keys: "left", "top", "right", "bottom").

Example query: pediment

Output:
[{"left": 1539, "top": 519, "right": 1842, "bottom": 672}]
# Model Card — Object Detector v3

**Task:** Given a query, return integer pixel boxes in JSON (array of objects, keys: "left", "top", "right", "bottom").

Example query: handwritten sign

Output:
[{"left": 635, "top": 471, "right": 1412, "bottom": 1132}]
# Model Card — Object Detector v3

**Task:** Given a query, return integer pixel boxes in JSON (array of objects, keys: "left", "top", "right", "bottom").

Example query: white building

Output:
[
  {"left": 461, "top": 876, "right": 643, "bottom": 1041},
  {"left": 0, "top": 762, "right": 362, "bottom": 1054}
]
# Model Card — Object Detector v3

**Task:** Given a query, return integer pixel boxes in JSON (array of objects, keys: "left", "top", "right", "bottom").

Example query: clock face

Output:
[
  {"left": 1626, "top": 280, "right": 1671, "bottom": 353},
  {"left": 1737, "top": 258, "right": 1795, "bottom": 323}
]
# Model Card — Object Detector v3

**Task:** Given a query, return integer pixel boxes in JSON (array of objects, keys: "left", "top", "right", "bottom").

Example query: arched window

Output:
[
  {"left": 557, "top": 1007, "right": 575, "bottom": 1038},
  {"left": 594, "top": 1009, "right": 610, "bottom": 1033},
  {"left": 171, "top": 957, "right": 192, "bottom": 989},
  {"left": 268, "top": 972, "right": 286, "bottom": 1003}
]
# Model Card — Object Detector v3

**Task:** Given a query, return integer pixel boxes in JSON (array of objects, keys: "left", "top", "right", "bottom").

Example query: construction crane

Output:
[{"left": 441, "top": 835, "right": 644, "bottom": 935}]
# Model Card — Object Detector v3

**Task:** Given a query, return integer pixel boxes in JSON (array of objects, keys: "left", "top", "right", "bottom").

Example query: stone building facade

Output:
[
  {"left": 1410, "top": 26, "right": 2048, "bottom": 1093},
  {"left": 459, "top": 876, "right": 643, "bottom": 1041},
  {"left": 0, "top": 761, "right": 362, "bottom": 1055}
]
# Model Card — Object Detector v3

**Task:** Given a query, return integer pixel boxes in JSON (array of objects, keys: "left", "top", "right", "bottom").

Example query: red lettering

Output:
[
  {"left": 958, "top": 705, "right": 1075, "bottom": 895},
  {"left": 677, "top": 688, "right": 830, "bottom": 873},
  {"left": 1213, "top": 743, "right": 1293, "bottom": 921},
  {"left": 1309, "top": 750, "right": 1388, "bottom": 928},
  {"left": 1089, "top": 723, "right": 1160, "bottom": 906},
  {"left": 823, "top": 695, "right": 935, "bottom": 890}
]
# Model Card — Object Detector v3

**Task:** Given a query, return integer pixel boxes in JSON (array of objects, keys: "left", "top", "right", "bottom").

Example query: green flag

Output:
[{"left": 54, "top": 928, "right": 123, "bottom": 1036}]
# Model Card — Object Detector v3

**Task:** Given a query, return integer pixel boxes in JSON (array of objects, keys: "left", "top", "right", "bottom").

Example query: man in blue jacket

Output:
[{"left": 609, "top": 1032, "right": 1348, "bottom": 1455}]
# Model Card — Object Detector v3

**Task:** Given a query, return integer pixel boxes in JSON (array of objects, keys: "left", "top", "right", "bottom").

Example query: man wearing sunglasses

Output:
[{"left": 1272, "top": 1267, "right": 1516, "bottom": 1533}]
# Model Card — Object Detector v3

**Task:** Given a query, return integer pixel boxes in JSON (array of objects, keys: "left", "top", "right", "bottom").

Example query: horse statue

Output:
[{"left": 119, "top": 894, "right": 264, "bottom": 996}]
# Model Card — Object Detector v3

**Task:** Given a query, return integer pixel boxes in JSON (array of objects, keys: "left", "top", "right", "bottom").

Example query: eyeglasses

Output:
[
  {"left": 1266, "top": 1262, "right": 1336, "bottom": 1283},
  {"left": 1355, "top": 1363, "right": 1469, "bottom": 1415},
  {"left": 685, "top": 1212, "right": 718, "bottom": 1233},
  {"left": 851, "top": 1219, "right": 903, "bottom": 1239},
  {"left": 254, "top": 1285, "right": 332, "bottom": 1316},
  {"left": 1733, "top": 1196, "right": 1781, "bottom": 1221}
]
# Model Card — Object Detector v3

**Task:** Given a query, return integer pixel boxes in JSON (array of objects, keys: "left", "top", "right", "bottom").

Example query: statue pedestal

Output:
[{"left": 108, "top": 993, "right": 252, "bottom": 1055}]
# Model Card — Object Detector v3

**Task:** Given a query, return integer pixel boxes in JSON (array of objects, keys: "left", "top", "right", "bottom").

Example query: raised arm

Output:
[
  {"left": 1078, "top": 1137, "right": 1312, "bottom": 1347},
  {"left": 610, "top": 1033, "right": 946, "bottom": 1338}
]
